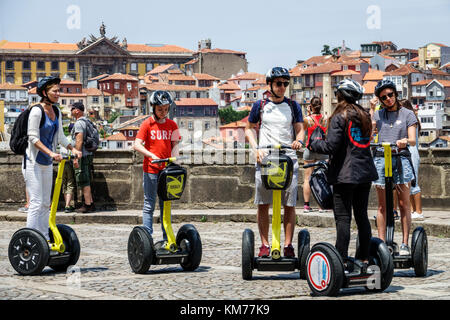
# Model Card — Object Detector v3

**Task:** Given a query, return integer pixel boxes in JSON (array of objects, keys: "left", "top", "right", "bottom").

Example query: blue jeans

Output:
[
  {"left": 142, "top": 172, "right": 167, "bottom": 240},
  {"left": 373, "top": 155, "right": 414, "bottom": 186}
]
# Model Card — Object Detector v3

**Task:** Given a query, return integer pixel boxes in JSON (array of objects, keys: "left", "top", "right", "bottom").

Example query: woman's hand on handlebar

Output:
[
  {"left": 71, "top": 148, "right": 82, "bottom": 159},
  {"left": 396, "top": 138, "right": 408, "bottom": 149},
  {"left": 291, "top": 140, "right": 303, "bottom": 150},
  {"left": 256, "top": 149, "right": 266, "bottom": 164},
  {"left": 50, "top": 152, "right": 63, "bottom": 162}
]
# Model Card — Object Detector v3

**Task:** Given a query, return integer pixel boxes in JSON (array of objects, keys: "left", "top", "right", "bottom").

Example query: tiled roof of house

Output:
[
  {"left": 363, "top": 69, "right": 386, "bottom": 81},
  {"left": 0, "top": 83, "right": 28, "bottom": 90},
  {"left": 176, "top": 98, "right": 218, "bottom": 106},
  {"left": 83, "top": 88, "right": 112, "bottom": 96},
  {"left": 193, "top": 73, "right": 220, "bottom": 81},
  {"left": 331, "top": 70, "right": 359, "bottom": 76},
  {"left": 363, "top": 81, "right": 377, "bottom": 94},
  {"left": 142, "top": 83, "right": 208, "bottom": 91},
  {"left": 100, "top": 73, "right": 138, "bottom": 81},
  {"left": 302, "top": 63, "right": 342, "bottom": 74},
  {"left": 105, "top": 132, "right": 127, "bottom": 141},
  {"left": 386, "top": 64, "right": 420, "bottom": 76},
  {"left": 88, "top": 74, "right": 110, "bottom": 81},
  {"left": 217, "top": 81, "right": 241, "bottom": 90},
  {"left": 220, "top": 115, "right": 249, "bottom": 128},
  {"left": 411, "top": 79, "right": 433, "bottom": 86},
  {"left": 228, "top": 72, "right": 264, "bottom": 81},
  {"left": 148, "top": 64, "right": 174, "bottom": 75}
]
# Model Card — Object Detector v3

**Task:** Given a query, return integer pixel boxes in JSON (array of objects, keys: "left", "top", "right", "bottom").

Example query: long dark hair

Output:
[
  {"left": 400, "top": 99, "right": 421, "bottom": 132},
  {"left": 331, "top": 91, "right": 372, "bottom": 137}
]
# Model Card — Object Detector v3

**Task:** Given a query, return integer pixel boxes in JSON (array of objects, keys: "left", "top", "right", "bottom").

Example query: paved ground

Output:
[{"left": 1, "top": 219, "right": 449, "bottom": 301}]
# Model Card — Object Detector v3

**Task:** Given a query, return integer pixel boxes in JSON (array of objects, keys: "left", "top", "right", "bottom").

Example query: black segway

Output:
[
  {"left": 371, "top": 142, "right": 428, "bottom": 277},
  {"left": 302, "top": 161, "right": 394, "bottom": 296},
  {"left": 242, "top": 144, "right": 310, "bottom": 280},
  {"left": 8, "top": 157, "right": 81, "bottom": 275},
  {"left": 127, "top": 157, "right": 202, "bottom": 274}
]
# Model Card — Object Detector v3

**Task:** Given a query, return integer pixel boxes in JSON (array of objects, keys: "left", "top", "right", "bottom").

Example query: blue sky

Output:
[{"left": 1, "top": 0, "right": 449, "bottom": 74}]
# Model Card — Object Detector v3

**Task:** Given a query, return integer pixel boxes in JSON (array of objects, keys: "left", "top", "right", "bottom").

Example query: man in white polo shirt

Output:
[{"left": 245, "top": 67, "right": 305, "bottom": 258}]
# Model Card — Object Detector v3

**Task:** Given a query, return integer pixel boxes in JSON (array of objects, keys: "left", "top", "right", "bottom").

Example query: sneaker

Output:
[
  {"left": 303, "top": 205, "right": 313, "bottom": 213},
  {"left": 411, "top": 212, "right": 424, "bottom": 220},
  {"left": 399, "top": 244, "right": 411, "bottom": 256},
  {"left": 393, "top": 210, "right": 400, "bottom": 220},
  {"left": 17, "top": 206, "right": 28, "bottom": 213},
  {"left": 76, "top": 203, "right": 96, "bottom": 213},
  {"left": 283, "top": 244, "right": 295, "bottom": 258},
  {"left": 64, "top": 206, "right": 75, "bottom": 213},
  {"left": 258, "top": 245, "right": 270, "bottom": 257}
]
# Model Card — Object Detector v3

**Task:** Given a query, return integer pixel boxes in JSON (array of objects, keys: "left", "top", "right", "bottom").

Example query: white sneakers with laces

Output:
[{"left": 411, "top": 211, "right": 424, "bottom": 220}]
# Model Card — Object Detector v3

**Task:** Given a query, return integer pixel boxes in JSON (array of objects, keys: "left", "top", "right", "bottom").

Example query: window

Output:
[
  {"left": 22, "top": 61, "right": 30, "bottom": 70},
  {"left": 343, "top": 65, "right": 348, "bottom": 70},
  {"left": 70, "top": 99, "right": 75, "bottom": 105},
  {"left": 68, "top": 61, "right": 75, "bottom": 70},
  {"left": 196, "top": 92, "right": 201, "bottom": 98},
  {"left": 107, "top": 83, "right": 110, "bottom": 90},
  {"left": 188, "top": 121, "right": 193, "bottom": 130},
  {"left": 205, "top": 122, "right": 210, "bottom": 130},
  {"left": 104, "top": 97, "right": 109, "bottom": 104},
  {"left": 146, "top": 63, "right": 153, "bottom": 72},
  {"left": 6, "top": 74, "right": 14, "bottom": 83},
  {"left": 117, "top": 142, "right": 123, "bottom": 148},
  {"left": 130, "top": 63, "right": 137, "bottom": 72},
  {"left": 10, "top": 91, "right": 16, "bottom": 99},
  {"left": 436, "top": 89, "right": 442, "bottom": 96},
  {"left": 115, "top": 97, "right": 120, "bottom": 102},
  {"left": 19, "top": 91, "right": 26, "bottom": 98},
  {"left": 51, "top": 61, "right": 59, "bottom": 70},
  {"left": 6, "top": 61, "right": 14, "bottom": 70},
  {"left": 128, "top": 131, "right": 134, "bottom": 137},
  {"left": 127, "top": 98, "right": 132, "bottom": 103},
  {"left": 186, "top": 92, "right": 191, "bottom": 98},
  {"left": 188, "top": 107, "right": 193, "bottom": 114},
  {"left": 356, "top": 65, "right": 360, "bottom": 71},
  {"left": 93, "top": 96, "right": 99, "bottom": 103},
  {"left": 37, "top": 61, "right": 45, "bottom": 70},
  {"left": 61, "top": 99, "right": 67, "bottom": 105},
  {"left": 22, "top": 74, "right": 31, "bottom": 84},
  {"left": 114, "top": 82, "right": 120, "bottom": 90},
  {"left": 127, "top": 82, "right": 132, "bottom": 91},
  {"left": 101, "top": 142, "right": 107, "bottom": 148}
]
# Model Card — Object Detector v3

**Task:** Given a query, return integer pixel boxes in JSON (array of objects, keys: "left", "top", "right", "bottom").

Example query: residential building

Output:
[
  {"left": 185, "top": 39, "right": 248, "bottom": 80},
  {"left": 370, "top": 53, "right": 400, "bottom": 71},
  {"left": 360, "top": 41, "right": 397, "bottom": 58},
  {"left": 227, "top": 72, "right": 265, "bottom": 91},
  {"left": 219, "top": 116, "right": 249, "bottom": 149},
  {"left": 84, "top": 87, "right": 112, "bottom": 120},
  {"left": 98, "top": 73, "right": 139, "bottom": 116},
  {"left": 0, "top": 83, "right": 28, "bottom": 124},
  {"left": 101, "top": 132, "right": 127, "bottom": 150},
  {"left": 0, "top": 23, "right": 194, "bottom": 86},
  {"left": 383, "top": 64, "right": 425, "bottom": 99},
  {"left": 193, "top": 73, "right": 220, "bottom": 88},
  {"left": 418, "top": 43, "right": 450, "bottom": 70},
  {"left": 386, "top": 48, "right": 418, "bottom": 65}
]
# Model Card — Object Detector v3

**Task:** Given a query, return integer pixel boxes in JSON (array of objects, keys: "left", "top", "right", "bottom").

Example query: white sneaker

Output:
[
  {"left": 411, "top": 212, "right": 424, "bottom": 220},
  {"left": 399, "top": 244, "right": 411, "bottom": 256},
  {"left": 17, "top": 206, "right": 28, "bottom": 212}
]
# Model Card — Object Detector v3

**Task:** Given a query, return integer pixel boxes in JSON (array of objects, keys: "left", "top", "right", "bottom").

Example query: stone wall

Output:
[{"left": 0, "top": 148, "right": 449, "bottom": 210}]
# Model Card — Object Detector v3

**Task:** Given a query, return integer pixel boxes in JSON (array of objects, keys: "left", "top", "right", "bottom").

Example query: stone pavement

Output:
[
  {"left": 1, "top": 207, "right": 449, "bottom": 237},
  {"left": 0, "top": 211, "right": 450, "bottom": 301}
]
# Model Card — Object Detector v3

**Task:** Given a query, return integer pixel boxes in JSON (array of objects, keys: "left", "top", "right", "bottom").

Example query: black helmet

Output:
[
  {"left": 150, "top": 90, "right": 173, "bottom": 106},
  {"left": 265, "top": 67, "right": 290, "bottom": 84},
  {"left": 335, "top": 79, "right": 364, "bottom": 103},
  {"left": 374, "top": 79, "right": 397, "bottom": 98},
  {"left": 37, "top": 76, "right": 61, "bottom": 98}
]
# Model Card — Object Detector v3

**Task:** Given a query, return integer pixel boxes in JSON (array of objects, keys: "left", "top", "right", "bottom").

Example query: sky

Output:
[{"left": 0, "top": 0, "right": 449, "bottom": 74}]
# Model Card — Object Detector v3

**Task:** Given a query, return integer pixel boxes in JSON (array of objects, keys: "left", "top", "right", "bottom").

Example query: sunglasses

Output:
[
  {"left": 380, "top": 92, "right": 395, "bottom": 101},
  {"left": 275, "top": 81, "right": 289, "bottom": 88}
]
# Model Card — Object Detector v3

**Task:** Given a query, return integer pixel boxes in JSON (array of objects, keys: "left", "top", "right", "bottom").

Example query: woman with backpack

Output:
[
  {"left": 307, "top": 79, "right": 378, "bottom": 268},
  {"left": 302, "top": 97, "right": 328, "bottom": 213},
  {"left": 25, "top": 76, "right": 82, "bottom": 241}
]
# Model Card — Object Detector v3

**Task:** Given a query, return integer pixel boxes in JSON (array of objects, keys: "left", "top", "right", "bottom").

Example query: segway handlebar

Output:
[
  {"left": 151, "top": 156, "right": 189, "bottom": 164},
  {"left": 370, "top": 142, "right": 397, "bottom": 148},
  {"left": 258, "top": 144, "right": 293, "bottom": 150},
  {"left": 303, "top": 160, "right": 328, "bottom": 169}
]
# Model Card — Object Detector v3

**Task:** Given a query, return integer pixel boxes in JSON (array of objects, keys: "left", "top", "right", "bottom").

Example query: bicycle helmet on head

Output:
[
  {"left": 374, "top": 79, "right": 397, "bottom": 98},
  {"left": 149, "top": 90, "right": 173, "bottom": 106},
  {"left": 265, "top": 67, "right": 290, "bottom": 84},
  {"left": 37, "top": 76, "right": 61, "bottom": 98},
  {"left": 335, "top": 79, "right": 364, "bottom": 103}
]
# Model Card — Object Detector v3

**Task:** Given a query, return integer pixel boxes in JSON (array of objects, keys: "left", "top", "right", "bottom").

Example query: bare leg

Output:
[
  {"left": 283, "top": 206, "right": 296, "bottom": 246},
  {"left": 397, "top": 183, "right": 412, "bottom": 245},
  {"left": 375, "top": 186, "right": 386, "bottom": 241},
  {"left": 257, "top": 204, "right": 270, "bottom": 246}
]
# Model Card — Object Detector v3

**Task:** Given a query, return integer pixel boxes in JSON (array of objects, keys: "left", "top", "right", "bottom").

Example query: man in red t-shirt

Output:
[{"left": 134, "top": 91, "right": 180, "bottom": 240}]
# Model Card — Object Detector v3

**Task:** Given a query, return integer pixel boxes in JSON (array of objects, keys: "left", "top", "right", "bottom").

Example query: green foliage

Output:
[
  {"left": 218, "top": 106, "right": 249, "bottom": 125},
  {"left": 108, "top": 111, "right": 120, "bottom": 123}
]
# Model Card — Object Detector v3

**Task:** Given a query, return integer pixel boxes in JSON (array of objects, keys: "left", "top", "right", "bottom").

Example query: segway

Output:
[
  {"left": 8, "top": 157, "right": 81, "bottom": 275},
  {"left": 302, "top": 161, "right": 394, "bottom": 296},
  {"left": 242, "top": 144, "right": 310, "bottom": 280},
  {"left": 371, "top": 142, "right": 428, "bottom": 277},
  {"left": 127, "top": 156, "right": 202, "bottom": 274}
]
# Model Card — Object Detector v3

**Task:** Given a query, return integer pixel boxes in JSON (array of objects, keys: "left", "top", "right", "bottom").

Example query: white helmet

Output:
[{"left": 335, "top": 79, "right": 364, "bottom": 103}]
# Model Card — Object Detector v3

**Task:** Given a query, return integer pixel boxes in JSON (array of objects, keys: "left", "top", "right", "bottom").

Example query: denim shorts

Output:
[{"left": 373, "top": 155, "right": 414, "bottom": 187}]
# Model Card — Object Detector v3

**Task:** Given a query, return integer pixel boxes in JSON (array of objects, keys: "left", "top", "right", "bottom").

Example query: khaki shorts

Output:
[
  {"left": 75, "top": 155, "right": 93, "bottom": 188},
  {"left": 62, "top": 160, "right": 76, "bottom": 195},
  {"left": 254, "top": 160, "right": 299, "bottom": 207}
]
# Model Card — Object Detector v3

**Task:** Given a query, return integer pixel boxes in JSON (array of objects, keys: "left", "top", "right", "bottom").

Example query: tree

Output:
[
  {"left": 321, "top": 45, "right": 332, "bottom": 56},
  {"left": 218, "top": 106, "right": 249, "bottom": 125}
]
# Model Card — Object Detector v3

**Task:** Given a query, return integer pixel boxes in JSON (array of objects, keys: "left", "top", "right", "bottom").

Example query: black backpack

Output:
[
  {"left": 9, "top": 104, "right": 59, "bottom": 155},
  {"left": 309, "top": 161, "right": 333, "bottom": 210}
]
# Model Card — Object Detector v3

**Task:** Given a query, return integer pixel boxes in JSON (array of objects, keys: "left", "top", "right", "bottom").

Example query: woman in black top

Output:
[{"left": 308, "top": 79, "right": 378, "bottom": 266}]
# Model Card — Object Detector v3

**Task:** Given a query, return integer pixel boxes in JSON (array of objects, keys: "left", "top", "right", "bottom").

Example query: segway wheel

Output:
[
  {"left": 306, "top": 242, "right": 344, "bottom": 296},
  {"left": 8, "top": 228, "right": 50, "bottom": 276},
  {"left": 297, "top": 229, "right": 310, "bottom": 279},
  {"left": 411, "top": 227, "right": 428, "bottom": 277},
  {"left": 241, "top": 229, "right": 254, "bottom": 280},
  {"left": 366, "top": 237, "right": 394, "bottom": 292},
  {"left": 128, "top": 226, "right": 154, "bottom": 274},
  {"left": 176, "top": 224, "right": 202, "bottom": 271},
  {"left": 48, "top": 224, "right": 81, "bottom": 272}
]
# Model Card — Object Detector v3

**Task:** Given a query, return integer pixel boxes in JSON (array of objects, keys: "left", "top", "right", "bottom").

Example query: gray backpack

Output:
[{"left": 79, "top": 118, "right": 100, "bottom": 152}]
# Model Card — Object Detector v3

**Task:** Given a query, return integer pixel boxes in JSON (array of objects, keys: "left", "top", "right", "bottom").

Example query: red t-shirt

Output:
[{"left": 135, "top": 117, "right": 180, "bottom": 173}]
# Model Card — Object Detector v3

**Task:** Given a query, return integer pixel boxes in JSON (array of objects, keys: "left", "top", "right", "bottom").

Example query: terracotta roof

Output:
[
  {"left": 435, "top": 80, "right": 450, "bottom": 87},
  {"left": 116, "top": 115, "right": 150, "bottom": 129},
  {"left": 167, "top": 69, "right": 183, "bottom": 74},
  {"left": 220, "top": 116, "right": 249, "bottom": 128},
  {"left": 149, "top": 64, "right": 174, "bottom": 75},
  {"left": 363, "top": 81, "right": 377, "bottom": 94},
  {"left": 28, "top": 87, "right": 37, "bottom": 94},
  {"left": 331, "top": 70, "right": 359, "bottom": 76},
  {"left": 228, "top": 72, "right": 264, "bottom": 81},
  {"left": 302, "top": 63, "right": 341, "bottom": 74},
  {"left": 301, "top": 55, "right": 333, "bottom": 67},
  {"left": 88, "top": 74, "right": 110, "bottom": 81},
  {"left": 431, "top": 68, "right": 449, "bottom": 76},
  {"left": 105, "top": 132, "right": 127, "bottom": 141},
  {"left": 143, "top": 83, "right": 208, "bottom": 92},
  {"left": 185, "top": 58, "right": 198, "bottom": 65},
  {"left": 165, "top": 74, "right": 195, "bottom": 81},
  {"left": 119, "top": 126, "right": 140, "bottom": 131},
  {"left": 193, "top": 73, "right": 220, "bottom": 81},
  {"left": 60, "top": 79, "right": 82, "bottom": 85},
  {"left": 99, "top": 73, "right": 138, "bottom": 81},
  {"left": 0, "top": 83, "right": 28, "bottom": 90},
  {"left": 218, "top": 82, "right": 241, "bottom": 90},
  {"left": 386, "top": 64, "right": 420, "bottom": 76},
  {"left": 199, "top": 48, "right": 246, "bottom": 55},
  {"left": 175, "top": 98, "right": 218, "bottom": 106},
  {"left": 411, "top": 79, "right": 433, "bottom": 86},
  {"left": 237, "top": 106, "right": 252, "bottom": 112},
  {"left": 363, "top": 69, "right": 386, "bottom": 81},
  {"left": 439, "top": 136, "right": 450, "bottom": 142},
  {"left": 408, "top": 57, "right": 419, "bottom": 62}
]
